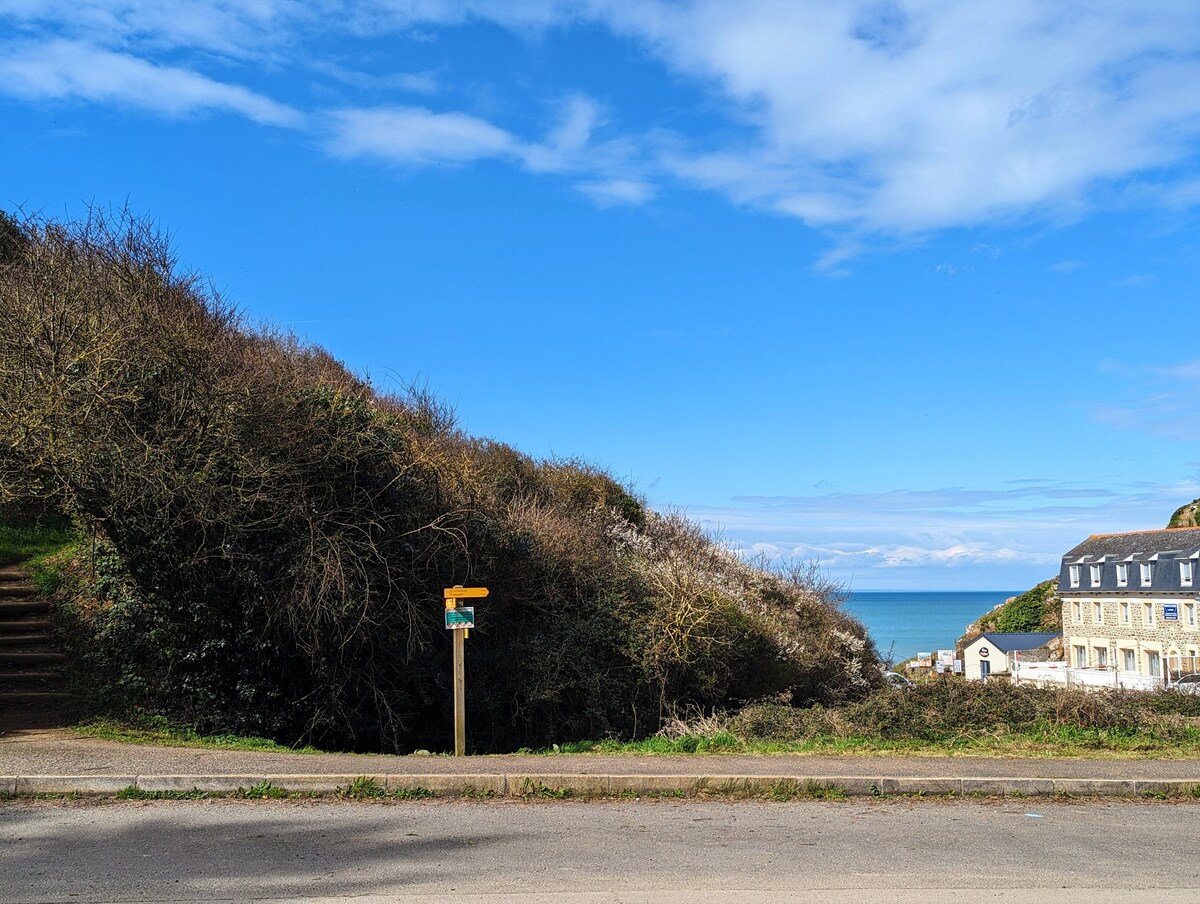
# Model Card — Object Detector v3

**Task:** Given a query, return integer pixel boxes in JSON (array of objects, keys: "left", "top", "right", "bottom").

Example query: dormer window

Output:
[
  {"left": 1069, "top": 565, "right": 1081, "bottom": 588},
  {"left": 1090, "top": 564, "right": 1102, "bottom": 587},
  {"left": 1116, "top": 563, "right": 1128, "bottom": 587},
  {"left": 1140, "top": 562, "right": 1153, "bottom": 587},
  {"left": 1183, "top": 560, "right": 1195, "bottom": 588}
]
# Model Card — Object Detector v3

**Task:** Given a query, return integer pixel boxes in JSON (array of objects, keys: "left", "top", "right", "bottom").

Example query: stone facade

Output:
[{"left": 1060, "top": 595, "right": 1200, "bottom": 678}]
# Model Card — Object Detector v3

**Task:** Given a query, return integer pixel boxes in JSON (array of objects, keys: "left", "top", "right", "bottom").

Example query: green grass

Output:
[
  {"left": 117, "top": 786, "right": 208, "bottom": 801},
  {"left": 0, "top": 519, "right": 77, "bottom": 570},
  {"left": 73, "top": 716, "right": 323, "bottom": 754},
  {"left": 338, "top": 776, "right": 386, "bottom": 799},
  {"left": 543, "top": 728, "right": 1200, "bottom": 760}
]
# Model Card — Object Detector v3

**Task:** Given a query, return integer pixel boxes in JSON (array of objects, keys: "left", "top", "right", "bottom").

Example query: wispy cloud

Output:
[
  {"left": 0, "top": 0, "right": 306, "bottom": 59},
  {"left": 1050, "top": 259, "right": 1083, "bottom": 273},
  {"left": 326, "top": 94, "right": 654, "bottom": 205},
  {"left": 0, "top": 38, "right": 302, "bottom": 126},
  {"left": 575, "top": 178, "right": 655, "bottom": 207},
  {"left": 687, "top": 479, "right": 1200, "bottom": 589},
  {"left": 327, "top": 105, "right": 518, "bottom": 165},
  {"left": 1091, "top": 358, "right": 1200, "bottom": 441},
  {"left": 6, "top": 1, "right": 1200, "bottom": 252}
]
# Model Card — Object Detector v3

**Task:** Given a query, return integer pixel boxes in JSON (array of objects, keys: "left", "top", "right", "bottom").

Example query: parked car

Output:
[
  {"left": 883, "top": 671, "right": 913, "bottom": 688},
  {"left": 1168, "top": 673, "right": 1200, "bottom": 695}
]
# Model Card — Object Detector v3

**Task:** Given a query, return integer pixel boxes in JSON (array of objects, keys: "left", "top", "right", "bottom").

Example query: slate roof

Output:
[
  {"left": 1058, "top": 527, "right": 1200, "bottom": 594},
  {"left": 1062, "top": 527, "right": 1200, "bottom": 562},
  {"left": 975, "top": 632, "right": 1061, "bottom": 653}
]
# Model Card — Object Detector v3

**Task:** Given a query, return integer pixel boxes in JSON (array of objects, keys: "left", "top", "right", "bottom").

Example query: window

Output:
[
  {"left": 1116, "top": 563, "right": 1128, "bottom": 587},
  {"left": 1148, "top": 650, "right": 1162, "bottom": 678},
  {"left": 1120, "top": 601, "right": 1130, "bottom": 625},
  {"left": 1187, "top": 603, "right": 1197, "bottom": 629},
  {"left": 1092, "top": 601, "right": 1103, "bottom": 624},
  {"left": 1141, "top": 562, "right": 1153, "bottom": 586},
  {"left": 1069, "top": 565, "right": 1081, "bottom": 588},
  {"left": 1182, "top": 560, "right": 1195, "bottom": 587},
  {"left": 1075, "top": 645, "right": 1088, "bottom": 669},
  {"left": 1144, "top": 601, "right": 1155, "bottom": 626},
  {"left": 1122, "top": 649, "right": 1136, "bottom": 672},
  {"left": 1072, "top": 601, "right": 1082, "bottom": 623},
  {"left": 1096, "top": 646, "right": 1108, "bottom": 668},
  {"left": 1090, "top": 564, "right": 1102, "bottom": 587}
]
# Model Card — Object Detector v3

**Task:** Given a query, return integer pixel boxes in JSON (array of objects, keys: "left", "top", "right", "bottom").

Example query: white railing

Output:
[{"left": 1012, "top": 662, "right": 1161, "bottom": 692}]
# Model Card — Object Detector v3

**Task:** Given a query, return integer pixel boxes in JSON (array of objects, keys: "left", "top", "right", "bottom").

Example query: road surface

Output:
[{"left": 3, "top": 798, "right": 1199, "bottom": 902}]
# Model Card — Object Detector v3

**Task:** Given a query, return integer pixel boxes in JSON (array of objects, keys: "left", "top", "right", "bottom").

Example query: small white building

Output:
[{"left": 961, "top": 632, "right": 1060, "bottom": 681}]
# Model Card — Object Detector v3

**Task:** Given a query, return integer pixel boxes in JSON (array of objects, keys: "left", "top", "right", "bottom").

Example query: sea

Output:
[{"left": 845, "top": 591, "right": 1020, "bottom": 662}]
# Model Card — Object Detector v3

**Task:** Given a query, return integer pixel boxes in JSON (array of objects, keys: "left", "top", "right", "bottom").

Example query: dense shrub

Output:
[
  {"left": 0, "top": 209, "right": 881, "bottom": 751},
  {"left": 731, "top": 682, "right": 1200, "bottom": 745}
]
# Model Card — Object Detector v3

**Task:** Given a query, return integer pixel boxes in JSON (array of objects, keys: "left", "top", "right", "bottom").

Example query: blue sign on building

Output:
[{"left": 1164, "top": 604, "right": 1180, "bottom": 621}]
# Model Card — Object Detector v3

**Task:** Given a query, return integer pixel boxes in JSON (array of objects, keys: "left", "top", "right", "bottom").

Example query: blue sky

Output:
[{"left": 4, "top": 1, "right": 1200, "bottom": 590}]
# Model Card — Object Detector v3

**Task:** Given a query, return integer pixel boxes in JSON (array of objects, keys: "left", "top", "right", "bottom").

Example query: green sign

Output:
[{"left": 445, "top": 606, "right": 475, "bottom": 629}]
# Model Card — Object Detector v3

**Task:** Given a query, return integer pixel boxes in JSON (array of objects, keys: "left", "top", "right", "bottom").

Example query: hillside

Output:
[
  {"left": 960, "top": 580, "right": 1060, "bottom": 643},
  {"left": 1169, "top": 498, "right": 1200, "bottom": 528},
  {"left": 0, "top": 209, "right": 881, "bottom": 753}
]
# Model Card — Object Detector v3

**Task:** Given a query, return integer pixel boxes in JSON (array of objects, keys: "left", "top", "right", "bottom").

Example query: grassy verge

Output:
[
  {"left": 547, "top": 686, "right": 1200, "bottom": 759},
  {"left": 0, "top": 520, "right": 77, "bottom": 572},
  {"left": 550, "top": 730, "right": 1200, "bottom": 759},
  {"left": 73, "top": 716, "right": 324, "bottom": 754}
]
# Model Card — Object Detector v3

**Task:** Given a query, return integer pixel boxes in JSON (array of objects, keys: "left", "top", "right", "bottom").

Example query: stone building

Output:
[{"left": 1059, "top": 527, "right": 1200, "bottom": 682}]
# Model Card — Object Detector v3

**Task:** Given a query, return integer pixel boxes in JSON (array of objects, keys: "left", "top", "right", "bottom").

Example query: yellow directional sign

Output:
[{"left": 444, "top": 586, "right": 490, "bottom": 600}]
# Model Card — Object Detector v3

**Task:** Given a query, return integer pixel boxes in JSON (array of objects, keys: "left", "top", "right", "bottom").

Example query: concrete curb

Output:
[{"left": 4, "top": 772, "right": 1200, "bottom": 799}]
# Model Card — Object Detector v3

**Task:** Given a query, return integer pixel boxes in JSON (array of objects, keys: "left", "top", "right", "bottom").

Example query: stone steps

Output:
[
  {"left": 0, "top": 650, "right": 68, "bottom": 666},
  {"left": 0, "top": 599, "right": 50, "bottom": 618},
  {"left": 0, "top": 571, "right": 74, "bottom": 729},
  {"left": 0, "top": 633, "right": 56, "bottom": 649}
]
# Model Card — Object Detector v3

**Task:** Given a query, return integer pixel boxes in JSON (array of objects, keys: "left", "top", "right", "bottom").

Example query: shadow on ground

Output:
[{"left": 0, "top": 803, "right": 509, "bottom": 900}]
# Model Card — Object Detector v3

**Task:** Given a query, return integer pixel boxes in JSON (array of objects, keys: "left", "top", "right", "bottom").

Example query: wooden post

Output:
[
  {"left": 443, "top": 585, "right": 488, "bottom": 757},
  {"left": 453, "top": 624, "right": 466, "bottom": 757}
]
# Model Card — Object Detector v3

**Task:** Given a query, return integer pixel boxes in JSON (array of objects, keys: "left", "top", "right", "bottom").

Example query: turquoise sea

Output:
[{"left": 845, "top": 591, "right": 1020, "bottom": 662}]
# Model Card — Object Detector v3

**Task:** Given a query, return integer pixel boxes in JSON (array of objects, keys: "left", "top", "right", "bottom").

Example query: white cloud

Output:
[
  {"left": 311, "top": 61, "right": 441, "bottom": 95},
  {"left": 7, "top": 1, "right": 1200, "bottom": 247},
  {"left": 575, "top": 178, "right": 654, "bottom": 207},
  {"left": 0, "top": 38, "right": 302, "bottom": 126},
  {"left": 600, "top": 1, "right": 1200, "bottom": 237},
  {"left": 0, "top": 0, "right": 309, "bottom": 58},
  {"left": 327, "top": 105, "right": 518, "bottom": 165},
  {"left": 328, "top": 95, "right": 654, "bottom": 204}
]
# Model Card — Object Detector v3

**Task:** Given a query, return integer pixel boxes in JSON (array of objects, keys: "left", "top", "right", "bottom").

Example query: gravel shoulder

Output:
[{"left": 4, "top": 727, "right": 1200, "bottom": 781}]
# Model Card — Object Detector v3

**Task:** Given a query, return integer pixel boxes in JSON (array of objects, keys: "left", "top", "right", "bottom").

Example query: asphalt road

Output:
[{"left": 3, "top": 798, "right": 1199, "bottom": 903}]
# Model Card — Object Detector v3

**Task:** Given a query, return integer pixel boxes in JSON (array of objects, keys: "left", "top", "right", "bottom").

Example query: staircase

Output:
[{"left": 0, "top": 566, "right": 72, "bottom": 731}]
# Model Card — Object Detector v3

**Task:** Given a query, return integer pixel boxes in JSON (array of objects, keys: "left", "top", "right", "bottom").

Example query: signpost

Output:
[{"left": 444, "top": 586, "right": 489, "bottom": 756}]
